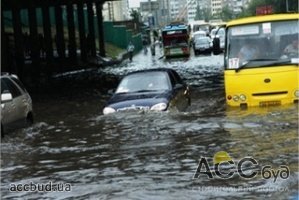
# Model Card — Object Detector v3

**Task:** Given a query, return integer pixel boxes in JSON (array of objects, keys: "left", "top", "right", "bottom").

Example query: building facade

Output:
[
  {"left": 211, "top": 0, "right": 223, "bottom": 16},
  {"left": 169, "top": 0, "right": 187, "bottom": 22},
  {"left": 102, "top": 0, "right": 252, "bottom": 24},
  {"left": 222, "top": 0, "right": 252, "bottom": 15},
  {"left": 187, "top": 0, "right": 211, "bottom": 22},
  {"left": 103, "top": 0, "right": 130, "bottom": 21}
]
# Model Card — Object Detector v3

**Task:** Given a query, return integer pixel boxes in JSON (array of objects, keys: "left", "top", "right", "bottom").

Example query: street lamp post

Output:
[{"left": 148, "top": 0, "right": 153, "bottom": 45}]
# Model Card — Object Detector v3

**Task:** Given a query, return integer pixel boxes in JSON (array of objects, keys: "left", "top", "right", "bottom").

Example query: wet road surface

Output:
[{"left": 1, "top": 49, "right": 298, "bottom": 199}]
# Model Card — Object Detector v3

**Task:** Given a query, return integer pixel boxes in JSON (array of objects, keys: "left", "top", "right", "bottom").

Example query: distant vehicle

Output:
[
  {"left": 209, "top": 20, "right": 226, "bottom": 28},
  {"left": 212, "top": 13, "right": 299, "bottom": 107},
  {"left": 210, "top": 28, "right": 217, "bottom": 39},
  {"left": 193, "top": 30, "right": 207, "bottom": 38},
  {"left": 1, "top": 74, "right": 33, "bottom": 137},
  {"left": 103, "top": 68, "right": 191, "bottom": 115},
  {"left": 161, "top": 24, "right": 190, "bottom": 58},
  {"left": 189, "top": 20, "right": 210, "bottom": 35},
  {"left": 193, "top": 36, "right": 212, "bottom": 55},
  {"left": 210, "top": 27, "right": 225, "bottom": 50},
  {"left": 191, "top": 30, "right": 207, "bottom": 46}
]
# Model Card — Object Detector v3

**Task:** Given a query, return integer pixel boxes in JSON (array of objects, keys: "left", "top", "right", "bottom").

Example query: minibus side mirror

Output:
[{"left": 212, "top": 37, "right": 221, "bottom": 55}]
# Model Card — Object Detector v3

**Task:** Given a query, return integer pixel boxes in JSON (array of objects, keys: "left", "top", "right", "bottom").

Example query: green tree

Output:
[
  {"left": 194, "top": 6, "right": 211, "bottom": 22},
  {"left": 221, "top": 5, "right": 234, "bottom": 21},
  {"left": 202, "top": 8, "right": 212, "bottom": 22},
  {"left": 194, "top": 5, "right": 202, "bottom": 21},
  {"left": 130, "top": 9, "right": 141, "bottom": 22}
]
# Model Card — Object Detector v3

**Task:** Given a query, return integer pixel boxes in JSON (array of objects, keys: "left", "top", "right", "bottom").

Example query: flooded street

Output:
[{"left": 1, "top": 50, "right": 298, "bottom": 199}]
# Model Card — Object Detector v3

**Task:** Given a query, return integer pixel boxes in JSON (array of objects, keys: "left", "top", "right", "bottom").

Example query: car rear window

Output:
[
  {"left": 11, "top": 77, "right": 27, "bottom": 92},
  {"left": 2, "top": 77, "right": 22, "bottom": 98}
]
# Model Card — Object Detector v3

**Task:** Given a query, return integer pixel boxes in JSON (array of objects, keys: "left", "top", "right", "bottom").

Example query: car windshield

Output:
[
  {"left": 193, "top": 31, "right": 206, "bottom": 39},
  {"left": 195, "top": 37, "right": 210, "bottom": 45},
  {"left": 115, "top": 72, "right": 171, "bottom": 94},
  {"left": 194, "top": 34, "right": 205, "bottom": 40},
  {"left": 226, "top": 20, "right": 299, "bottom": 71}
]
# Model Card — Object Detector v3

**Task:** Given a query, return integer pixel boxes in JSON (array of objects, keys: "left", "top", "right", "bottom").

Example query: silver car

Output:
[
  {"left": 1, "top": 74, "right": 33, "bottom": 137},
  {"left": 193, "top": 36, "right": 212, "bottom": 55}
]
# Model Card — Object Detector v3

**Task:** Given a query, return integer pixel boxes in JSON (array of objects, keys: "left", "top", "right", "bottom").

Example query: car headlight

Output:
[
  {"left": 151, "top": 103, "right": 167, "bottom": 111},
  {"left": 103, "top": 107, "right": 116, "bottom": 115},
  {"left": 232, "top": 95, "right": 239, "bottom": 102},
  {"left": 239, "top": 94, "right": 246, "bottom": 101},
  {"left": 295, "top": 90, "right": 299, "bottom": 97}
]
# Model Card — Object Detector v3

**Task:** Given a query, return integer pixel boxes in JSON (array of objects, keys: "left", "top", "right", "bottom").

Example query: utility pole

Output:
[
  {"left": 149, "top": 0, "right": 152, "bottom": 13},
  {"left": 148, "top": 0, "right": 153, "bottom": 44}
]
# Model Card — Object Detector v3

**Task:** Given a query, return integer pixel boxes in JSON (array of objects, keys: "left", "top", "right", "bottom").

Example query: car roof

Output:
[
  {"left": 226, "top": 13, "right": 299, "bottom": 27},
  {"left": 125, "top": 68, "right": 177, "bottom": 76},
  {"left": 193, "top": 30, "right": 206, "bottom": 34},
  {"left": 1, "top": 73, "right": 19, "bottom": 79},
  {"left": 195, "top": 36, "right": 210, "bottom": 40}
]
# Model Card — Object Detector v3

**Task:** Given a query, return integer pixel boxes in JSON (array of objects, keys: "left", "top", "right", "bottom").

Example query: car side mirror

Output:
[
  {"left": 1, "top": 92, "right": 13, "bottom": 103},
  {"left": 212, "top": 37, "right": 221, "bottom": 55},
  {"left": 108, "top": 89, "right": 115, "bottom": 95},
  {"left": 174, "top": 83, "right": 183, "bottom": 90}
]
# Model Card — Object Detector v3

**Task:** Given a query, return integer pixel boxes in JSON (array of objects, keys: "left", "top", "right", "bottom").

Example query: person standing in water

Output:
[{"left": 127, "top": 41, "right": 135, "bottom": 61}]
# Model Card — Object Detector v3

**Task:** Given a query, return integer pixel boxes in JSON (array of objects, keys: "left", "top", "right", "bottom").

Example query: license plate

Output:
[
  {"left": 117, "top": 106, "right": 150, "bottom": 111},
  {"left": 259, "top": 101, "right": 281, "bottom": 107},
  {"left": 170, "top": 48, "right": 182, "bottom": 54}
]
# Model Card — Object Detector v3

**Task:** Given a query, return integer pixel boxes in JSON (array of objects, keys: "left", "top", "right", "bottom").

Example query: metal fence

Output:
[{"left": 3, "top": 8, "right": 142, "bottom": 52}]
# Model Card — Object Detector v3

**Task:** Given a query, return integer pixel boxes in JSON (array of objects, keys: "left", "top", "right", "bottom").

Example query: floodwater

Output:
[{"left": 1, "top": 49, "right": 298, "bottom": 199}]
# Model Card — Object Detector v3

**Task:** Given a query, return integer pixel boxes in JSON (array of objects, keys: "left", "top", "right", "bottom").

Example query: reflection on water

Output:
[{"left": 1, "top": 54, "right": 298, "bottom": 199}]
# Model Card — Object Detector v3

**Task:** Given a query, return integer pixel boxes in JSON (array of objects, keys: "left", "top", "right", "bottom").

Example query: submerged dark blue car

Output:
[{"left": 103, "top": 68, "right": 191, "bottom": 115}]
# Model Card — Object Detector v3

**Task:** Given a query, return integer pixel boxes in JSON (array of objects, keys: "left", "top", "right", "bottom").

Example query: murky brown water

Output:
[{"left": 1, "top": 52, "right": 298, "bottom": 199}]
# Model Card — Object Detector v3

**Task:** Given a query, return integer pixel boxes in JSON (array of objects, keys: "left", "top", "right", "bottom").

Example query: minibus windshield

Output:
[{"left": 225, "top": 20, "right": 299, "bottom": 70}]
